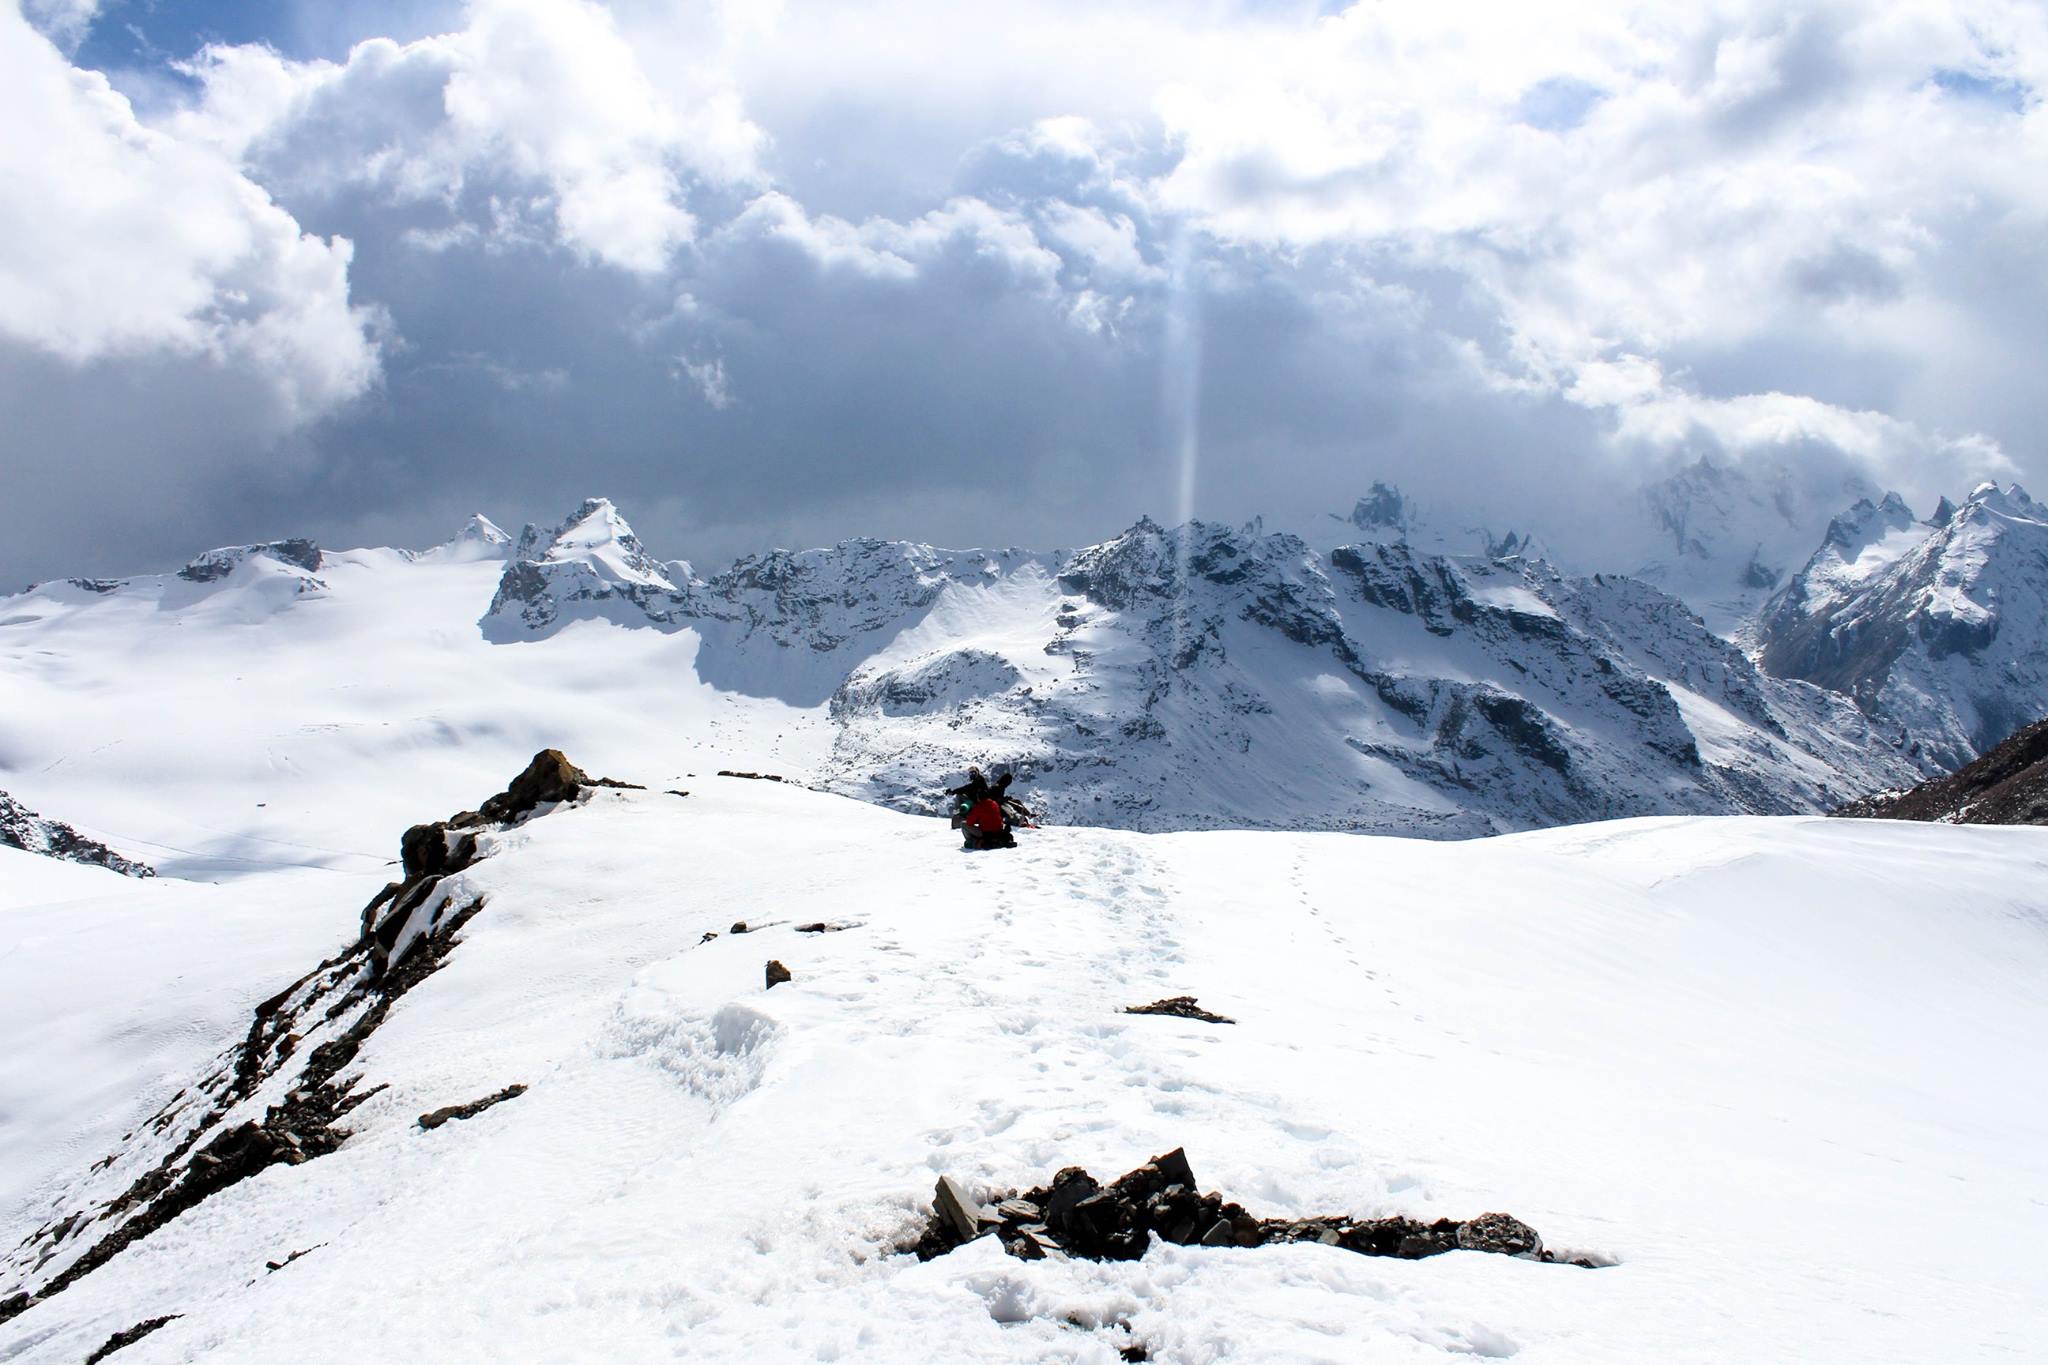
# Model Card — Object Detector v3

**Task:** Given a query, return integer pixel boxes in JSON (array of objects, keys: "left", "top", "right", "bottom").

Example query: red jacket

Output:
[{"left": 965, "top": 798, "right": 1007, "bottom": 833}]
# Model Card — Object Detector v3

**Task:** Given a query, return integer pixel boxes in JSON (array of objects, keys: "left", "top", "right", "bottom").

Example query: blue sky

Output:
[{"left": 4, "top": 0, "right": 2044, "bottom": 585}]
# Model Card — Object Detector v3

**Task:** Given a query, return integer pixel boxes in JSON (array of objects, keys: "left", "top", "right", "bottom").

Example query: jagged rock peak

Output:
[
  {"left": 1928, "top": 495, "right": 1958, "bottom": 527},
  {"left": 1346, "top": 482, "right": 1410, "bottom": 534},
  {"left": 482, "top": 499, "right": 691, "bottom": 639},
  {"left": 1821, "top": 494, "right": 1917, "bottom": 549},
  {"left": 513, "top": 498, "right": 675, "bottom": 589}
]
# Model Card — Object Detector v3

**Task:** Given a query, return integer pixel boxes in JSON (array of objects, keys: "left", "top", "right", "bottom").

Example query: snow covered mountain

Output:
[
  {"left": 0, "top": 486, "right": 2014, "bottom": 877},
  {"left": 480, "top": 499, "right": 1920, "bottom": 835},
  {"left": 3, "top": 761, "right": 2044, "bottom": 1362},
  {"left": 1624, "top": 456, "right": 1881, "bottom": 632},
  {"left": 1757, "top": 481, "right": 2048, "bottom": 768}
]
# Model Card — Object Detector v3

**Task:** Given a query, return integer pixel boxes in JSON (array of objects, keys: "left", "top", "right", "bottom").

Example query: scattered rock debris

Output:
[
  {"left": 765, "top": 960, "right": 792, "bottom": 989},
  {"left": 665, "top": 789, "right": 690, "bottom": 798},
  {"left": 795, "top": 921, "right": 853, "bottom": 933},
  {"left": 1124, "top": 996, "right": 1235, "bottom": 1025},
  {"left": 717, "top": 770, "right": 784, "bottom": 782},
  {"left": 83, "top": 1314, "right": 181, "bottom": 1364},
  {"left": 0, "top": 751, "right": 629, "bottom": 1327},
  {"left": 266, "top": 1245, "right": 322, "bottom": 1272},
  {"left": 418, "top": 1084, "right": 528, "bottom": 1131},
  {"left": 700, "top": 931, "right": 719, "bottom": 944},
  {"left": 912, "top": 1149, "right": 1597, "bottom": 1269}
]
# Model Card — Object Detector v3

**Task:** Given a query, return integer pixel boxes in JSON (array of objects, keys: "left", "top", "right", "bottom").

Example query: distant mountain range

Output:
[{"left": 4, "top": 468, "right": 2042, "bottom": 863}]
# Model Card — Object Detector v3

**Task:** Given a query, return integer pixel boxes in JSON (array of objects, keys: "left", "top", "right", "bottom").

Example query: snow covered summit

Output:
[
  {"left": 481, "top": 498, "right": 693, "bottom": 639},
  {"left": 1758, "top": 481, "right": 2048, "bottom": 766}
]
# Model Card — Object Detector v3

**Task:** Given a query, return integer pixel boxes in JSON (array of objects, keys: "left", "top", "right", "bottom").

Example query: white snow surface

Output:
[{"left": 4, "top": 780, "right": 2045, "bottom": 1363}]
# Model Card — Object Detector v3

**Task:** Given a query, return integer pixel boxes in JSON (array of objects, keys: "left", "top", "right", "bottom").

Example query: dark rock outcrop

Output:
[
  {"left": 0, "top": 751, "right": 629, "bottom": 1326},
  {"left": 418, "top": 1085, "right": 528, "bottom": 1131},
  {"left": 1124, "top": 996, "right": 1235, "bottom": 1025},
  {"left": 1837, "top": 716, "right": 2048, "bottom": 824},
  {"left": 912, "top": 1149, "right": 1594, "bottom": 1269},
  {"left": 178, "top": 539, "right": 323, "bottom": 583},
  {"left": 0, "top": 789, "right": 153, "bottom": 878},
  {"left": 765, "top": 960, "right": 792, "bottom": 989},
  {"left": 83, "top": 1314, "right": 181, "bottom": 1364}
]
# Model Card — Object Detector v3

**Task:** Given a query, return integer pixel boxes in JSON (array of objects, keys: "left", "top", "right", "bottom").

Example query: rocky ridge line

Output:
[
  {"left": 0, "top": 790, "right": 153, "bottom": 878},
  {"left": 1836, "top": 716, "right": 2048, "bottom": 825},
  {"left": 0, "top": 751, "right": 635, "bottom": 1326}
]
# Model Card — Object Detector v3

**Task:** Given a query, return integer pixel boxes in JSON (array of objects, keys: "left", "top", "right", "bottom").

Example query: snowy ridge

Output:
[
  {"left": 1758, "top": 481, "right": 2048, "bottom": 767},
  {"left": 2, "top": 777, "right": 2045, "bottom": 1361}
]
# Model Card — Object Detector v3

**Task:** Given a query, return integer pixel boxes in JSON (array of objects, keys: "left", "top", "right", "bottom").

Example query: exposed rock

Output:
[
  {"left": 1124, "top": 996, "right": 1235, "bottom": 1025},
  {"left": 765, "top": 960, "right": 792, "bottom": 989},
  {"left": 0, "top": 789, "right": 154, "bottom": 878},
  {"left": 0, "top": 752, "right": 622, "bottom": 1324},
  {"left": 418, "top": 1084, "right": 528, "bottom": 1131},
  {"left": 1457, "top": 1211, "right": 1543, "bottom": 1256},
  {"left": 179, "top": 539, "right": 322, "bottom": 582},
  {"left": 913, "top": 1149, "right": 1593, "bottom": 1270},
  {"left": 935, "top": 1175, "right": 1000, "bottom": 1242},
  {"left": 718, "top": 770, "right": 785, "bottom": 782},
  {"left": 265, "top": 1246, "right": 321, "bottom": 1273},
  {"left": 795, "top": 921, "right": 853, "bottom": 933},
  {"left": 84, "top": 1314, "right": 181, "bottom": 1364},
  {"left": 730, "top": 921, "right": 751, "bottom": 934},
  {"left": 1837, "top": 716, "right": 2048, "bottom": 825}
]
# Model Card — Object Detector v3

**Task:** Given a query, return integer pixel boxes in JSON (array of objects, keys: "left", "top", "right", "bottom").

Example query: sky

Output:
[{"left": 2, "top": 0, "right": 2044, "bottom": 586}]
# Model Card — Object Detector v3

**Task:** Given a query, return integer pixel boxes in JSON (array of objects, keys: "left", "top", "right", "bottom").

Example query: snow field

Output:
[{"left": 4, "top": 783, "right": 2045, "bottom": 1362}]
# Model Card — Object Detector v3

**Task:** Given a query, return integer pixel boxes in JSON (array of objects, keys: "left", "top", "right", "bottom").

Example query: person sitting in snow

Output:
[
  {"left": 945, "top": 767, "right": 991, "bottom": 827},
  {"left": 961, "top": 792, "right": 1016, "bottom": 850}
]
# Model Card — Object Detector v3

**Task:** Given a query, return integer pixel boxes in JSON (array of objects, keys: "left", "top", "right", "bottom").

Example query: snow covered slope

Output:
[
  {"left": 2, "top": 777, "right": 2043, "bottom": 1362},
  {"left": 0, "top": 523, "right": 827, "bottom": 879},
  {"left": 1758, "top": 481, "right": 2048, "bottom": 768}
]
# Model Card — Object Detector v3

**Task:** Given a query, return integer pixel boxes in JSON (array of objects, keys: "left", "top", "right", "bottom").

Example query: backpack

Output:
[{"left": 965, "top": 797, "right": 1007, "bottom": 833}]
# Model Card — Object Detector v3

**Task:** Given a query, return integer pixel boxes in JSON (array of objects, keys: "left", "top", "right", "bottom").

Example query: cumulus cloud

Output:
[
  {"left": 174, "top": 0, "right": 766, "bottom": 273},
  {"left": 0, "top": 2, "right": 385, "bottom": 584},
  {"left": 0, "top": 5, "right": 378, "bottom": 411}
]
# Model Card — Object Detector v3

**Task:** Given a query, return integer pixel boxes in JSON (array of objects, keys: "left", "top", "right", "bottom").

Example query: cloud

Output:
[
  {"left": 0, "top": 3, "right": 385, "bottom": 585},
  {"left": 7, "top": 0, "right": 2048, "bottom": 590},
  {"left": 173, "top": 0, "right": 767, "bottom": 273},
  {"left": 19, "top": 0, "right": 95, "bottom": 50},
  {"left": 0, "top": 6, "right": 378, "bottom": 409}
]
